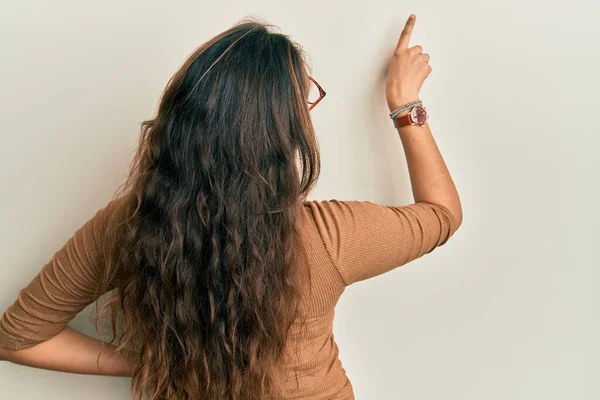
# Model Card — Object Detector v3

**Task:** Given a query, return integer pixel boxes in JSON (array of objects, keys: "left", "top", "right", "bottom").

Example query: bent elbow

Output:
[{"left": 451, "top": 206, "right": 463, "bottom": 235}]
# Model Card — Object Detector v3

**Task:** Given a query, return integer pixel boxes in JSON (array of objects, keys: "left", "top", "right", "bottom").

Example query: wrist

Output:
[{"left": 392, "top": 103, "right": 429, "bottom": 129}]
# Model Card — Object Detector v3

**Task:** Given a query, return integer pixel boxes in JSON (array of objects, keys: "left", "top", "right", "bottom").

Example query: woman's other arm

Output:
[{"left": 0, "top": 197, "right": 138, "bottom": 376}]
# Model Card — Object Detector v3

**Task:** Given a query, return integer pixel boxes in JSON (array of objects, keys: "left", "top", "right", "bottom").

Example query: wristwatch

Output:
[{"left": 393, "top": 105, "right": 429, "bottom": 129}]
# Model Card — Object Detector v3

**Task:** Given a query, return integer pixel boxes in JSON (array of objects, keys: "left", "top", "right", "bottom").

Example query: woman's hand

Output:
[
  {"left": 385, "top": 14, "right": 432, "bottom": 112},
  {"left": 0, "top": 326, "right": 138, "bottom": 377}
]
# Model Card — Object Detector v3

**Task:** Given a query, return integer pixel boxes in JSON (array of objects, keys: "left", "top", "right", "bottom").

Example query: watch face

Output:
[{"left": 410, "top": 106, "right": 428, "bottom": 125}]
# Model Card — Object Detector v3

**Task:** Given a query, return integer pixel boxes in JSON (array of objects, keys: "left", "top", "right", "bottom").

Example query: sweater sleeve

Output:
[
  {"left": 305, "top": 200, "right": 458, "bottom": 286},
  {"left": 0, "top": 200, "right": 117, "bottom": 351}
]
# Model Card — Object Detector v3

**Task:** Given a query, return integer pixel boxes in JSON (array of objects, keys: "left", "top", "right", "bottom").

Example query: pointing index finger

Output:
[{"left": 397, "top": 14, "right": 416, "bottom": 50}]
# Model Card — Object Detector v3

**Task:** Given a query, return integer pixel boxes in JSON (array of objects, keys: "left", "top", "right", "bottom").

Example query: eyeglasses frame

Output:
[{"left": 307, "top": 75, "right": 326, "bottom": 111}]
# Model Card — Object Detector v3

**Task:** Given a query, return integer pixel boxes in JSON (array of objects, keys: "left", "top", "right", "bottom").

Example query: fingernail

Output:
[{"left": 410, "top": 14, "right": 415, "bottom": 19}]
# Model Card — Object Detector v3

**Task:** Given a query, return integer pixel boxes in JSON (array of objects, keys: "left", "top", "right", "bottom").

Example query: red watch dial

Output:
[{"left": 410, "top": 106, "right": 428, "bottom": 125}]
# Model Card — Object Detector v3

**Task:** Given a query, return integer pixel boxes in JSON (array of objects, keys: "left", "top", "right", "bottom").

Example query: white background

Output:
[{"left": 0, "top": 1, "right": 598, "bottom": 399}]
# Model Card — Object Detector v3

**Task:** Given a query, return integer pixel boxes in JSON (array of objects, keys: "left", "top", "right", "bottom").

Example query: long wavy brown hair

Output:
[{"left": 90, "top": 17, "right": 321, "bottom": 399}]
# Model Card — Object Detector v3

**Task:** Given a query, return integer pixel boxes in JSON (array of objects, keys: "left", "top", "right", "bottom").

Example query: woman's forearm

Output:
[
  {"left": 395, "top": 101, "right": 462, "bottom": 227},
  {"left": 0, "top": 326, "right": 138, "bottom": 377}
]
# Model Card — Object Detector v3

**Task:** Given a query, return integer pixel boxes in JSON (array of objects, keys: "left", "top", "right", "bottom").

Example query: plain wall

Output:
[{"left": 1, "top": 1, "right": 598, "bottom": 399}]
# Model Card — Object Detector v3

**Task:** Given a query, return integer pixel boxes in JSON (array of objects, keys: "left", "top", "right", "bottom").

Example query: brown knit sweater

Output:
[{"left": 0, "top": 198, "right": 457, "bottom": 399}]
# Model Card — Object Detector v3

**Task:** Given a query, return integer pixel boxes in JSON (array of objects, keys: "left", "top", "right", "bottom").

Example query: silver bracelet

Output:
[{"left": 390, "top": 100, "right": 423, "bottom": 120}]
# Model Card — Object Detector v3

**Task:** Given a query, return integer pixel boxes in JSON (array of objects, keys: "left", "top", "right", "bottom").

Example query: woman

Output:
[{"left": 0, "top": 14, "right": 462, "bottom": 400}]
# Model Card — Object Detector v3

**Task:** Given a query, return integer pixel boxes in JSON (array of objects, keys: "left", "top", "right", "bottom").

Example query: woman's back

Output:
[{"left": 0, "top": 197, "right": 456, "bottom": 399}]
